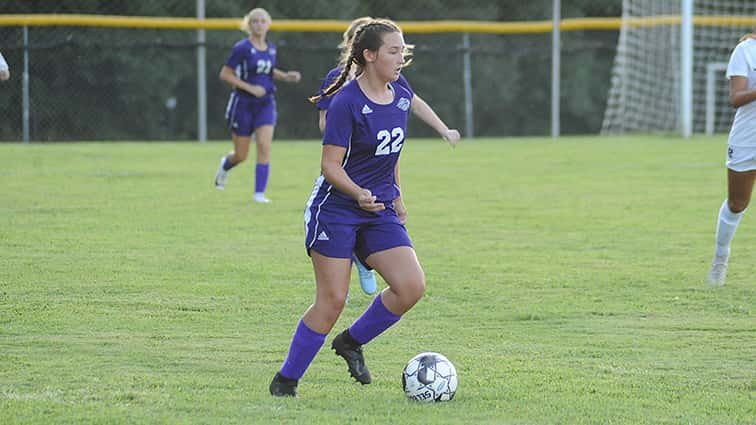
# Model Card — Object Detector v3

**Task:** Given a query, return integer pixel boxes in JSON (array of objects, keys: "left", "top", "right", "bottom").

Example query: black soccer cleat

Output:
[
  {"left": 331, "top": 329, "right": 372, "bottom": 385},
  {"left": 269, "top": 372, "right": 298, "bottom": 397}
]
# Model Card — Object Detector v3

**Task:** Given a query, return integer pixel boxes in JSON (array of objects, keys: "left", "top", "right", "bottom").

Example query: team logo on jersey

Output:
[
  {"left": 361, "top": 104, "right": 373, "bottom": 114},
  {"left": 317, "top": 231, "right": 330, "bottom": 241},
  {"left": 728, "top": 147, "right": 733, "bottom": 159},
  {"left": 397, "top": 97, "right": 410, "bottom": 111}
]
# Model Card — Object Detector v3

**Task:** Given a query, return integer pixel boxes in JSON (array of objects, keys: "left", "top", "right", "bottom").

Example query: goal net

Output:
[{"left": 601, "top": 0, "right": 756, "bottom": 135}]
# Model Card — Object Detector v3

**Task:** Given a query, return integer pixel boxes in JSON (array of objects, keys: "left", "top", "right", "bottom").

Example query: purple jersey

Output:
[
  {"left": 309, "top": 78, "right": 414, "bottom": 221},
  {"left": 225, "top": 39, "right": 277, "bottom": 102},
  {"left": 315, "top": 67, "right": 343, "bottom": 111},
  {"left": 315, "top": 66, "right": 413, "bottom": 111}
]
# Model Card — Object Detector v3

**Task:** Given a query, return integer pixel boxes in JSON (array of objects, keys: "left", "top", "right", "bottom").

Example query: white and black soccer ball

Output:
[{"left": 402, "top": 352, "right": 458, "bottom": 402}]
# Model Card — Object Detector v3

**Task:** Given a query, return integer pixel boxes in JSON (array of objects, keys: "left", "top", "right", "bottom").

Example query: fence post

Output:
[
  {"left": 196, "top": 0, "right": 207, "bottom": 143},
  {"left": 462, "top": 32, "right": 473, "bottom": 139},
  {"left": 551, "top": 0, "right": 561, "bottom": 138},
  {"left": 681, "top": 0, "right": 693, "bottom": 138},
  {"left": 22, "top": 25, "right": 30, "bottom": 144}
]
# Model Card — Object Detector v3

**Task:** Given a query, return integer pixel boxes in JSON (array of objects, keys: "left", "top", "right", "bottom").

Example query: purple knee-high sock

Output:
[
  {"left": 279, "top": 320, "right": 326, "bottom": 380},
  {"left": 255, "top": 163, "right": 270, "bottom": 194},
  {"left": 348, "top": 294, "right": 401, "bottom": 345}
]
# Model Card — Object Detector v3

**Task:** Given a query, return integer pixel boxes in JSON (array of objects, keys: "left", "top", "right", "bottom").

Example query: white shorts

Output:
[{"left": 726, "top": 145, "right": 756, "bottom": 172}]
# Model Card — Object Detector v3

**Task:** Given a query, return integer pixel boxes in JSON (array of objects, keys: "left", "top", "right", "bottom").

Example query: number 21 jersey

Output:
[{"left": 225, "top": 38, "right": 277, "bottom": 101}]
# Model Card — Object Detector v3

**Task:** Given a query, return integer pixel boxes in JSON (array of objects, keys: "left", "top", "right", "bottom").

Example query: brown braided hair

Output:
[
  {"left": 338, "top": 17, "right": 373, "bottom": 68},
  {"left": 309, "top": 19, "right": 402, "bottom": 104}
]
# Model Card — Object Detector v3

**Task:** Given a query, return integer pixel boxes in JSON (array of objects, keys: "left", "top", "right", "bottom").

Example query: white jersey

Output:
[
  {"left": 726, "top": 38, "right": 756, "bottom": 147},
  {"left": 0, "top": 53, "right": 8, "bottom": 72}
]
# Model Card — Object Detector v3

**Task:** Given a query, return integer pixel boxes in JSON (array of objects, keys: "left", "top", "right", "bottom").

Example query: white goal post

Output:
[
  {"left": 705, "top": 62, "right": 728, "bottom": 135},
  {"left": 601, "top": 0, "right": 756, "bottom": 136}
]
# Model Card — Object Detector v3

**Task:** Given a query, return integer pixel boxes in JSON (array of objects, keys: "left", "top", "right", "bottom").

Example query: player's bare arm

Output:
[
  {"left": 219, "top": 65, "right": 266, "bottom": 97},
  {"left": 409, "top": 94, "right": 460, "bottom": 146},
  {"left": 273, "top": 68, "right": 301, "bottom": 83},
  {"left": 729, "top": 76, "right": 756, "bottom": 108}
]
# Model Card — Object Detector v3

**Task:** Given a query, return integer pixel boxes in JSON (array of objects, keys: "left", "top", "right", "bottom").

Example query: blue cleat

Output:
[{"left": 353, "top": 256, "right": 377, "bottom": 295}]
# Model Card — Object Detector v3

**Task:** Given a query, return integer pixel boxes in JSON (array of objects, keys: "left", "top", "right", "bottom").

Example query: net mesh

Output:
[
  {"left": 601, "top": 0, "right": 755, "bottom": 134},
  {"left": 0, "top": 2, "right": 623, "bottom": 141}
]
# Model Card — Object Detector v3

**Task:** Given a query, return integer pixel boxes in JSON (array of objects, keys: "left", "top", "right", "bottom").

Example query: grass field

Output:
[{"left": 1, "top": 136, "right": 754, "bottom": 424}]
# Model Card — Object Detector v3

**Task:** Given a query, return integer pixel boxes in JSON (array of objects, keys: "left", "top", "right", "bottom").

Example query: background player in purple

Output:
[
  {"left": 314, "top": 17, "right": 461, "bottom": 299},
  {"left": 214, "top": 8, "right": 301, "bottom": 203},
  {"left": 269, "top": 19, "right": 460, "bottom": 397}
]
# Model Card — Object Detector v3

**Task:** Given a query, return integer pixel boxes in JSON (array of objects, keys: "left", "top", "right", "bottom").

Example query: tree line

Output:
[{"left": 0, "top": 0, "right": 622, "bottom": 141}]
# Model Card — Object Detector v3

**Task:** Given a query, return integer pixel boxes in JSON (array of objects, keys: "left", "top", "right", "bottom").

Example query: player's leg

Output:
[
  {"left": 252, "top": 124, "right": 274, "bottom": 202},
  {"left": 214, "top": 132, "right": 251, "bottom": 190},
  {"left": 304, "top": 253, "right": 352, "bottom": 332},
  {"left": 709, "top": 167, "right": 756, "bottom": 285},
  {"left": 365, "top": 246, "right": 425, "bottom": 316},
  {"left": 216, "top": 97, "right": 253, "bottom": 189},
  {"left": 252, "top": 99, "right": 277, "bottom": 202},
  {"left": 271, "top": 217, "right": 355, "bottom": 396},
  {"left": 331, "top": 246, "right": 423, "bottom": 385},
  {"left": 270, "top": 252, "right": 351, "bottom": 397},
  {"left": 331, "top": 223, "right": 420, "bottom": 384}
]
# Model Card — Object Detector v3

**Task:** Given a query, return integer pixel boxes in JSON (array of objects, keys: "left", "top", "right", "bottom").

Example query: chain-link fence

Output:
[{"left": 0, "top": 0, "right": 622, "bottom": 142}]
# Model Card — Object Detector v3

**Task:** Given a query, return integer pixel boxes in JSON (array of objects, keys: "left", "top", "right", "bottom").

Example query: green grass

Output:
[{"left": 0, "top": 136, "right": 754, "bottom": 424}]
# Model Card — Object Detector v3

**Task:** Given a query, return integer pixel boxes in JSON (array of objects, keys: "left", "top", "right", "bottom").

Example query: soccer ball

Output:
[{"left": 401, "top": 352, "right": 458, "bottom": 402}]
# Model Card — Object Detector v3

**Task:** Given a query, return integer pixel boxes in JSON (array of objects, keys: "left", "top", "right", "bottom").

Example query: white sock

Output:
[{"left": 714, "top": 199, "right": 744, "bottom": 258}]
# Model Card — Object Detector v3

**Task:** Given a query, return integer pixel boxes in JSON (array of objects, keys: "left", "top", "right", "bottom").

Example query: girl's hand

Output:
[
  {"left": 288, "top": 71, "right": 301, "bottom": 83},
  {"left": 442, "top": 129, "right": 461, "bottom": 147},
  {"left": 356, "top": 188, "right": 385, "bottom": 212},
  {"left": 248, "top": 84, "right": 267, "bottom": 97}
]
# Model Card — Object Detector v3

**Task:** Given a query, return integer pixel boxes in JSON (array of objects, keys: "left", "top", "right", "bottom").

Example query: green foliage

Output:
[
  {"left": 0, "top": 1, "right": 623, "bottom": 141},
  {"left": 0, "top": 137, "right": 754, "bottom": 424}
]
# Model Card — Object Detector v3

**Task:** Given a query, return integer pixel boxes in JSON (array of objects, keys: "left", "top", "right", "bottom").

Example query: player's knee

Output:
[
  {"left": 415, "top": 276, "right": 426, "bottom": 301},
  {"left": 322, "top": 304, "right": 345, "bottom": 327},
  {"left": 317, "top": 293, "right": 347, "bottom": 325},
  {"left": 405, "top": 273, "right": 425, "bottom": 304},
  {"left": 235, "top": 151, "right": 248, "bottom": 163},
  {"left": 728, "top": 198, "right": 748, "bottom": 213}
]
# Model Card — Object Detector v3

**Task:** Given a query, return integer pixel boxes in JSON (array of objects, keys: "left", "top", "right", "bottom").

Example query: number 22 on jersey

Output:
[{"left": 375, "top": 127, "right": 405, "bottom": 156}]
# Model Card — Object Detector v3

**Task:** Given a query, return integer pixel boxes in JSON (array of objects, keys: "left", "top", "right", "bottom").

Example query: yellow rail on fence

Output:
[{"left": 0, "top": 14, "right": 754, "bottom": 33}]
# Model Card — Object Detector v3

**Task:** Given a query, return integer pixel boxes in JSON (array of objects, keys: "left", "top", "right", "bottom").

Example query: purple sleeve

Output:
[
  {"left": 322, "top": 92, "right": 353, "bottom": 148},
  {"left": 315, "top": 67, "right": 343, "bottom": 110},
  {"left": 225, "top": 42, "right": 245, "bottom": 69}
]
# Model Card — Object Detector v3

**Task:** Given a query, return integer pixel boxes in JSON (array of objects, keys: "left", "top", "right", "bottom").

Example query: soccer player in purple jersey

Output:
[
  {"left": 214, "top": 8, "right": 301, "bottom": 203},
  {"left": 314, "top": 17, "right": 378, "bottom": 298},
  {"left": 314, "top": 17, "right": 461, "bottom": 298},
  {"left": 269, "top": 19, "right": 460, "bottom": 397}
]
